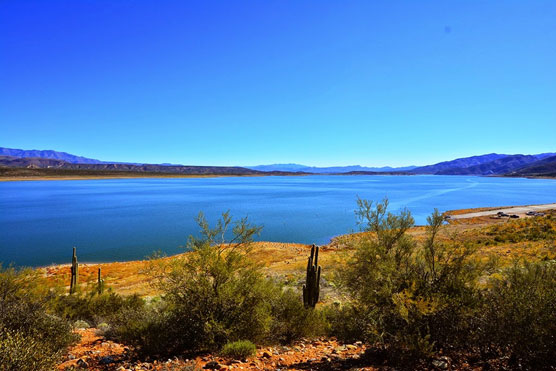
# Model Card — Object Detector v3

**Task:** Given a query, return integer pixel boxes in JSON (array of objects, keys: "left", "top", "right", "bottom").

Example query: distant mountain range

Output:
[
  {"left": 0, "top": 147, "right": 105, "bottom": 164},
  {"left": 0, "top": 155, "right": 271, "bottom": 176},
  {"left": 410, "top": 152, "right": 556, "bottom": 176},
  {"left": 246, "top": 164, "right": 417, "bottom": 173},
  {"left": 408, "top": 153, "right": 508, "bottom": 174},
  {"left": 1, "top": 147, "right": 555, "bottom": 178}
]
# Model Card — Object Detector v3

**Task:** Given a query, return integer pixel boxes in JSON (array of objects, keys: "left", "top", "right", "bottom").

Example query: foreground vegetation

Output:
[{"left": 1, "top": 202, "right": 555, "bottom": 370}]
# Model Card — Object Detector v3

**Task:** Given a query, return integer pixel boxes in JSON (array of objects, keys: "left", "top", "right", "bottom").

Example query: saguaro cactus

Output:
[
  {"left": 97, "top": 267, "right": 104, "bottom": 295},
  {"left": 303, "top": 244, "right": 321, "bottom": 308},
  {"left": 69, "top": 247, "right": 79, "bottom": 294}
]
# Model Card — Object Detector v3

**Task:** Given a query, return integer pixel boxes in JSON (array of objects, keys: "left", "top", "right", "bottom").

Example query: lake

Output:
[{"left": 1, "top": 175, "right": 555, "bottom": 267}]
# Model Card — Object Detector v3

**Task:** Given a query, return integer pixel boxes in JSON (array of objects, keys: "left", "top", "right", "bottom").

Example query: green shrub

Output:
[
  {"left": 50, "top": 289, "right": 145, "bottom": 326},
  {"left": 270, "top": 287, "right": 328, "bottom": 344},
  {"left": 109, "top": 212, "right": 282, "bottom": 356},
  {"left": 337, "top": 200, "right": 486, "bottom": 360},
  {"left": 0, "top": 329, "right": 62, "bottom": 371},
  {"left": 74, "top": 319, "right": 90, "bottom": 329},
  {"left": 106, "top": 303, "right": 173, "bottom": 356},
  {"left": 479, "top": 260, "right": 556, "bottom": 368},
  {"left": 220, "top": 340, "right": 257, "bottom": 359},
  {"left": 0, "top": 266, "right": 78, "bottom": 371},
  {"left": 324, "top": 303, "right": 368, "bottom": 343},
  {"left": 95, "top": 322, "right": 110, "bottom": 335}
]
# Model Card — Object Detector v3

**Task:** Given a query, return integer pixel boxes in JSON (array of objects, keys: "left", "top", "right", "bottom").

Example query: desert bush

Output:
[
  {"left": 324, "top": 303, "right": 370, "bottom": 343},
  {"left": 74, "top": 319, "right": 90, "bottom": 329},
  {"left": 109, "top": 212, "right": 283, "bottom": 356},
  {"left": 220, "top": 340, "right": 257, "bottom": 359},
  {"left": 336, "top": 200, "right": 486, "bottom": 360},
  {"left": 270, "top": 287, "right": 328, "bottom": 344},
  {"left": 50, "top": 289, "right": 145, "bottom": 326},
  {"left": 160, "top": 212, "right": 275, "bottom": 351},
  {"left": 478, "top": 260, "right": 556, "bottom": 368},
  {"left": 106, "top": 302, "right": 174, "bottom": 356},
  {"left": 0, "top": 329, "right": 62, "bottom": 371},
  {"left": 0, "top": 266, "right": 77, "bottom": 371},
  {"left": 487, "top": 216, "right": 556, "bottom": 244}
]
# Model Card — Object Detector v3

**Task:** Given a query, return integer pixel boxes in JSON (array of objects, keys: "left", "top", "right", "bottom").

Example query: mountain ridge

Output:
[
  {"left": 0, "top": 155, "right": 304, "bottom": 176},
  {"left": 0, "top": 147, "right": 106, "bottom": 164},
  {"left": 506, "top": 155, "right": 556, "bottom": 177},
  {"left": 246, "top": 164, "right": 417, "bottom": 173},
  {"left": 1, "top": 147, "right": 555, "bottom": 177}
]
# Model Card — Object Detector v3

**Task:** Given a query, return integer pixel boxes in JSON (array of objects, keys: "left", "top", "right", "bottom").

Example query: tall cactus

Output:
[
  {"left": 97, "top": 267, "right": 104, "bottom": 295},
  {"left": 303, "top": 244, "right": 321, "bottom": 308},
  {"left": 69, "top": 247, "right": 79, "bottom": 294}
]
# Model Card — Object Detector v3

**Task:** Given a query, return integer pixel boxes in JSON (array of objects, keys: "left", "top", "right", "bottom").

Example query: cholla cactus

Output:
[
  {"left": 303, "top": 244, "right": 321, "bottom": 308},
  {"left": 69, "top": 247, "right": 79, "bottom": 294}
]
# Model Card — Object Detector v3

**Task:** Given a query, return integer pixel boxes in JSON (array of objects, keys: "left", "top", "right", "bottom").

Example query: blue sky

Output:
[{"left": 1, "top": 1, "right": 555, "bottom": 167}]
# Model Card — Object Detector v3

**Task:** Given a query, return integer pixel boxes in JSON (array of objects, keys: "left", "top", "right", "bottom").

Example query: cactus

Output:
[
  {"left": 303, "top": 244, "right": 321, "bottom": 308},
  {"left": 97, "top": 267, "right": 104, "bottom": 295},
  {"left": 69, "top": 247, "right": 79, "bottom": 294}
]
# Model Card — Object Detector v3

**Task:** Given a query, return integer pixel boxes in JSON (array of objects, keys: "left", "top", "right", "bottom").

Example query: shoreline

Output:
[
  {"left": 0, "top": 174, "right": 266, "bottom": 182},
  {"left": 1, "top": 172, "right": 555, "bottom": 182},
  {"left": 31, "top": 202, "right": 556, "bottom": 270},
  {"left": 446, "top": 202, "right": 556, "bottom": 220}
]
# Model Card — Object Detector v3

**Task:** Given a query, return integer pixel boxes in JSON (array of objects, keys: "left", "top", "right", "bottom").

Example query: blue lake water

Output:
[{"left": 1, "top": 175, "right": 555, "bottom": 267}]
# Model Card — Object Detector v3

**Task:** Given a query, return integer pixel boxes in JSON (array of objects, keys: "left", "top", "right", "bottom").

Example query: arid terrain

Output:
[{"left": 43, "top": 204, "right": 556, "bottom": 370}]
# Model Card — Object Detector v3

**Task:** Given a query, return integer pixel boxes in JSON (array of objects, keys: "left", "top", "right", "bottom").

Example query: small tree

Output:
[
  {"left": 157, "top": 211, "right": 276, "bottom": 352},
  {"left": 340, "top": 199, "right": 485, "bottom": 359}
]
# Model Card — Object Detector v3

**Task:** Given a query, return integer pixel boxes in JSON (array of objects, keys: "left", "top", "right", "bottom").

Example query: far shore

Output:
[
  {"left": 1, "top": 171, "right": 555, "bottom": 182},
  {"left": 0, "top": 174, "right": 270, "bottom": 182}
]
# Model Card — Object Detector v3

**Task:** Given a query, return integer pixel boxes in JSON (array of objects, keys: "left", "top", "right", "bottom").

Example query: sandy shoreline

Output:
[{"left": 448, "top": 203, "right": 556, "bottom": 219}]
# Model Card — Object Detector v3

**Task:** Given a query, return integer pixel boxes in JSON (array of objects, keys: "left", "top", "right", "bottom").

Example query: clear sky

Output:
[{"left": 1, "top": 1, "right": 555, "bottom": 167}]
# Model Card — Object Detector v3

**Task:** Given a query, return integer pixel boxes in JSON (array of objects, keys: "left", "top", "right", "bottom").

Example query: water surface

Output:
[{"left": 1, "top": 175, "right": 555, "bottom": 266}]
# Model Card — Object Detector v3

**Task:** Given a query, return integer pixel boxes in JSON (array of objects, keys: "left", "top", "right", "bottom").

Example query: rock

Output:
[
  {"left": 77, "top": 359, "right": 89, "bottom": 368},
  {"left": 99, "top": 356, "right": 115, "bottom": 365},
  {"left": 204, "top": 361, "right": 222, "bottom": 369},
  {"left": 432, "top": 358, "right": 449, "bottom": 369}
]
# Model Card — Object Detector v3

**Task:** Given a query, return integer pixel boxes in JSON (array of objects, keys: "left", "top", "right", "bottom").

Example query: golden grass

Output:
[{"left": 38, "top": 212, "right": 556, "bottom": 297}]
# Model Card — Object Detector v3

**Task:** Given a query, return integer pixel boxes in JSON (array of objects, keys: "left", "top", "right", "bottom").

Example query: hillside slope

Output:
[
  {"left": 0, "top": 147, "right": 105, "bottom": 164},
  {"left": 413, "top": 152, "right": 555, "bottom": 175},
  {"left": 0, "top": 156, "right": 271, "bottom": 176},
  {"left": 437, "top": 154, "right": 544, "bottom": 175},
  {"left": 507, "top": 155, "right": 556, "bottom": 177},
  {"left": 411, "top": 153, "right": 509, "bottom": 174}
]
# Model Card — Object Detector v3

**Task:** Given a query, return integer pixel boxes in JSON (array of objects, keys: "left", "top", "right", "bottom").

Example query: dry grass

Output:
[{"left": 38, "top": 211, "right": 556, "bottom": 298}]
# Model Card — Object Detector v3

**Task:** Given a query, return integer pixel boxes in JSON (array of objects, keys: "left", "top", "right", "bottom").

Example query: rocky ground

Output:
[
  {"left": 58, "top": 329, "right": 376, "bottom": 371},
  {"left": 56, "top": 328, "right": 508, "bottom": 370}
]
